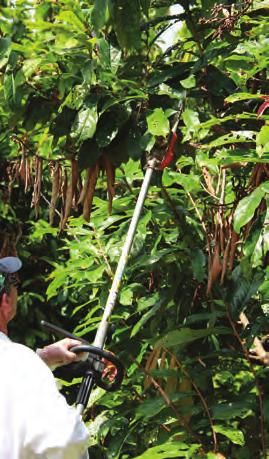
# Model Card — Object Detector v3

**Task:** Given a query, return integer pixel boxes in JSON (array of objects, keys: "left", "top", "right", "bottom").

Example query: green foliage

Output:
[
  {"left": 147, "top": 108, "right": 170, "bottom": 137},
  {"left": 1, "top": 1, "right": 269, "bottom": 458},
  {"left": 233, "top": 184, "right": 268, "bottom": 233},
  {"left": 132, "top": 441, "right": 200, "bottom": 458},
  {"left": 109, "top": 0, "right": 142, "bottom": 51},
  {"left": 71, "top": 105, "right": 98, "bottom": 143},
  {"left": 33, "top": 158, "right": 269, "bottom": 458}
]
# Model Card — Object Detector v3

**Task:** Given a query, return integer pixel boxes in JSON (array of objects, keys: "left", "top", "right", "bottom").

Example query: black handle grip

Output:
[
  {"left": 41, "top": 320, "right": 89, "bottom": 344},
  {"left": 70, "top": 344, "right": 124, "bottom": 392}
]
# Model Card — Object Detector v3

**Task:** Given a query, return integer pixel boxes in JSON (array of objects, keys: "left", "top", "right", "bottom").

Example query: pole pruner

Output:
[{"left": 42, "top": 103, "right": 183, "bottom": 416}]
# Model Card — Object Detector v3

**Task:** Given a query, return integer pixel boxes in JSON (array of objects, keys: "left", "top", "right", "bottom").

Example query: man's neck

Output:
[
  {"left": 0, "top": 326, "right": 7, "bottom": 335},
  {"left": 0, "top": 311, "right": 8, "bottom": 335}
]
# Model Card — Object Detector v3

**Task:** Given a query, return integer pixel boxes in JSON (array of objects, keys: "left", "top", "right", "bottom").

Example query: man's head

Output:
[{"left": 0, "top": 257, "right": 22, "bottom": 334}]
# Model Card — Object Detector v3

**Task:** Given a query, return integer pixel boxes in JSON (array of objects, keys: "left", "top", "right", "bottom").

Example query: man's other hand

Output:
[{"left": 37, "top": 338, "right": 85, "bottom": 368}]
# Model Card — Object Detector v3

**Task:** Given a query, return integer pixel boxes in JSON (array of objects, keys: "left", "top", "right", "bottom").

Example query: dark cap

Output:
[{"left": 0, "top": 257, "right": 22, "bottom": 274}]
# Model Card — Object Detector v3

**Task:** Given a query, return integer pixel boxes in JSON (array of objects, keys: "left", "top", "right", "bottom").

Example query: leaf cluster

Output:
[{"left": 1, "top": 1, "right": 269, "bottom": 458}]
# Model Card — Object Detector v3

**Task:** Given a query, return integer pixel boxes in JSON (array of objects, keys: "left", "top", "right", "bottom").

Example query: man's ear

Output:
[
  {"left": 0, "top": 292, "right": 8, "bottom": 307},
  {"left": 0, "top": 293, "right": 11, "bottom": 318}
]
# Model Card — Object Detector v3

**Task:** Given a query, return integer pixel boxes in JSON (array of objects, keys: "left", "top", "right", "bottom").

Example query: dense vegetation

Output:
[{"left": 1, "top": 0, "right": 269, "bottom": 457}]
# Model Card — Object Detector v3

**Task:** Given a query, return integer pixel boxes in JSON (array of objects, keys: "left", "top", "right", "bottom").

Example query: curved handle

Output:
[{"left": 70, "top": 344, "right": 124, "bottom": 392}]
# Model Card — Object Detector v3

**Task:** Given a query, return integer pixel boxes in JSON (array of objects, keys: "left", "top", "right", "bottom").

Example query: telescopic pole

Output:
[
  {"left": 93, "top": 160, "right": 156, "bottom": 350},
  {"left": 76, "top": 110, "right": 182, "bottom": 415},
  {"left": 91, "top": 113, "right": 182, "bottom": 356},
  {"left": 76, "top": 160, "right": 157, "bottom": 415}
]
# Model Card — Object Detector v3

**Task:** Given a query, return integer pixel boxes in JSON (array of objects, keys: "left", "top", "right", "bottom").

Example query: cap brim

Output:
[{"left": 0, "top": 257, "right": 22, "bottom": 274}]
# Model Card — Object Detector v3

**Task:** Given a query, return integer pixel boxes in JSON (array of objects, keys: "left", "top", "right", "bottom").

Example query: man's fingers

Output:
[{"left": 62, "top": 338, "right": 82, "bottom": 349}]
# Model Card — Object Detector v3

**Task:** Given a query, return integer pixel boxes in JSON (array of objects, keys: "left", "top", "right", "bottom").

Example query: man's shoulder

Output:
[
  {"left": 1, "top": 340, "right": 49, "bottom": 373},
  {"left": 8, "top": 341, "right": 37, "bottom": 356},
  {"left": 2, "top": 339, "right": 34, "bottom": 354}
]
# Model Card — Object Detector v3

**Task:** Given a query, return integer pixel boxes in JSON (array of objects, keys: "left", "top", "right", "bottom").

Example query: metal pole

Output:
[
  {"left": 75, "top": 107, "right": 182, "bottom": 415},
  {"left": 76, "top": 162, "right": 156, "bottom": 416},
  {"left": 93, "top": 161, "right": 156, "bottom": 350},
  {"left": 76, "top": 375, "right": 95, "bottom": 415}
]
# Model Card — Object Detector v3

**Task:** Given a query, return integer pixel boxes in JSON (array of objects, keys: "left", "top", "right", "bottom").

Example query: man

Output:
[{"left": 0, "top": 256, "right": 89, "bottom": 459}]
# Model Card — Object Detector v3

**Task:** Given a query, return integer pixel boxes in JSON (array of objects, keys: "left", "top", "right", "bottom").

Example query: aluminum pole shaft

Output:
[{"left": 93, "top": 164, "right": 154, "bottom": 349}]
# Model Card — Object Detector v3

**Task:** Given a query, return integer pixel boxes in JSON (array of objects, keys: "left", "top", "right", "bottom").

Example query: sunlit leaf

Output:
[
  {"left": 214, "top": 425, "right": 245, "bottom": 446},
  {"left": 233, "top": 184, "right": 266, "bottom": 233},
  {"left": 147, "top": 108, "right": 170, "bottom": 137},
  {"left": 57, "top": 10, "right": 85, "bottom": 33},
  {"left": 256, "top": 125, "right": 269, "bottom": 156},
  {"left": 180, "top": 74, "right": 196, "bottom": 89},
  {"left": 225, "top": 92, "right": 265, "bottom": 103}
]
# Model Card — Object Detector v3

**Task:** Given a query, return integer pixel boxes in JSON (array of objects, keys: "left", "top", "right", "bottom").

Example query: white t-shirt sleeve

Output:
[{"left": 2, "top": 343, "right": 89, "bottom": 459}]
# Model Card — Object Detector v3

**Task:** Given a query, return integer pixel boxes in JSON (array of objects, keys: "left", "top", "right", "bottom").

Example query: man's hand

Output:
[
  {"left": 37, "top": 338, "right": 85, "bottom": 368},
  {"left": 38, "top": 339, "right": 118, "bottom": 381}
]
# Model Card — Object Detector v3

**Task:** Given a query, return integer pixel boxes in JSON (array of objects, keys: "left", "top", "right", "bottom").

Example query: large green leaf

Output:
[
  {"left": 163, "top": 170, "right": 201, "bottom": 192},
  {"left": 4, "top": 72, "right": 20, "bottom": 108},
  {"left": 212, "top": 401, "right": 253, "bottom": 420},
  {"left": 154, "top": 327, "right": 230, "bottom": 348},
  {"left": 130, "top": 211, "right": 152, "bottom": 257},
  {"left": 119, "top": 287, "right": 134, "bottom": 306},
  {"left": 181, "top": 74, "right": 196, "bottom": 89},
  {"left": 108, "top": 0, "right": 141, "bottom": 51},
  {"left": 63, "top": 85, "right": 89, "bottom": 111},
  {"left": 207, "top": 131, "right": 256, "bottom": 148},
  {"left": 135, "top": 393, "right": 195, "bottom": 420},
  {"left": 132, "top": 441, "right": 199, "bottom": 459},
  {"left": 71, "top": 105, "right": 98, "bottom": 143},
  {"left": 131, "top": 301, "right": 161, "bottom": 337},
  {"left": 225, "top": 92, "right": 264, "bottom": 103},
  {"left": 182, "top": 108, "right": 200, "bottom": 141},
  {"left": 135, "top": 395, "right": 169, "bottom": 419},
  {"left": 136, "top": 293, "right": 160, "bottom": 312},
  {"left": 233, "top": 183, "right": 269, "bottom": 233},
  {"left": 147, "top": 108, "right": 170, "bottom": 137},
  {"left": 214, "top": 425, "right": 245, "bottom": 446},
  {"left": 92, "top": 0, "right": 109, "bottom": 32},
  {"left": 88, "top": 412, "right": 109, "bottom": 447},
  {"left": 230, "top": 268, "right": 264, "bottom": 315},
  {"left": 96, "top": 104, "right": 131, "bottom": 147}
]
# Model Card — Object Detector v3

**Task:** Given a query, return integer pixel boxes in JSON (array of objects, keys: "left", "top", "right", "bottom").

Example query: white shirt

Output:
[{"left": 0, "top": 332, "right": 89, "bottom": 459}]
